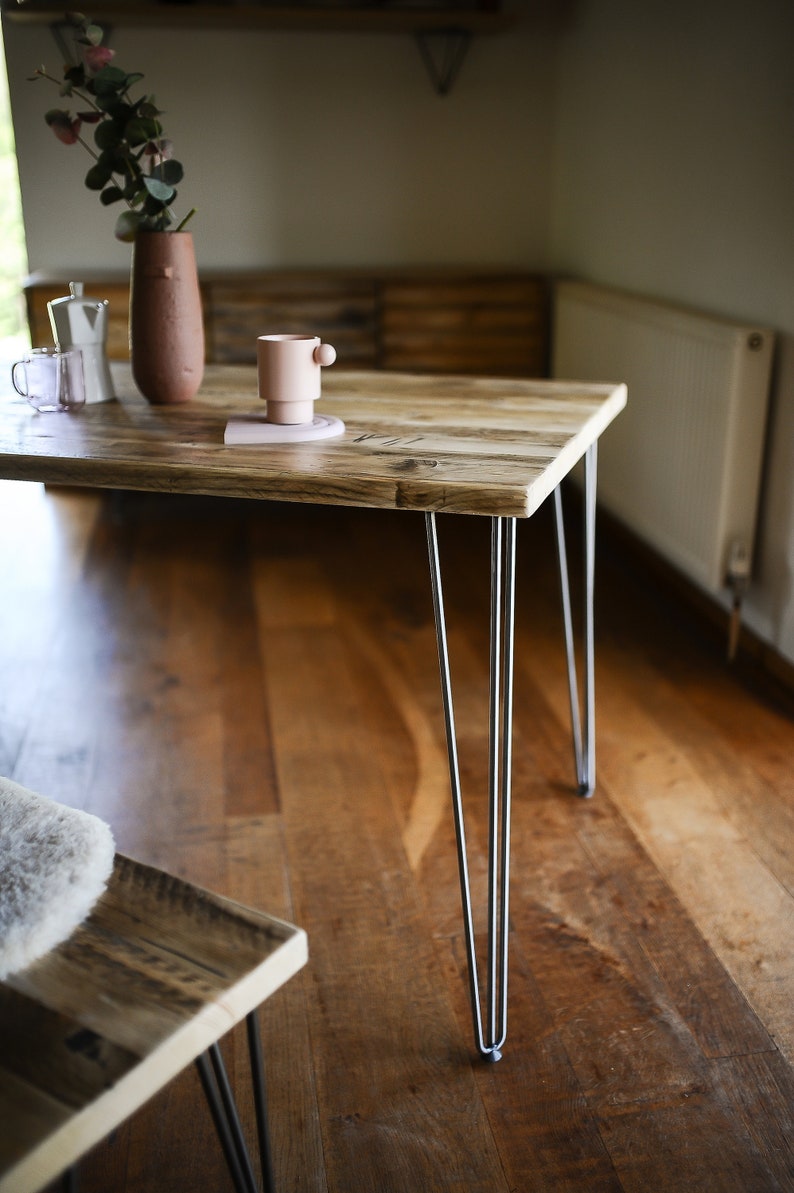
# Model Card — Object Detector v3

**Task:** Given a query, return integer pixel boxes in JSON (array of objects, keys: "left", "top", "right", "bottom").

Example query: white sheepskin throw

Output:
[{"left": 0, "top": 776, "right": 115, "bottom": 980}]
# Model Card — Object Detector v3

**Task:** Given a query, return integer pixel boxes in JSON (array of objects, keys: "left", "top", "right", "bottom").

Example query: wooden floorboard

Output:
[{"left": 1, "top": 479, "right": 792, "bottom": 1192}]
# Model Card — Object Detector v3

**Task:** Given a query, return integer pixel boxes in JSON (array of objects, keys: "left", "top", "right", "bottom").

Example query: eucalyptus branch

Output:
[
  {"left": 29, "top": 14, "right": 192, "bottom": 242},
  {"left": 32, "top": 67, "right": 103, "bottom": 115},
  {"left": 75, "top": 133, "right": 100, "bottom": 161}
]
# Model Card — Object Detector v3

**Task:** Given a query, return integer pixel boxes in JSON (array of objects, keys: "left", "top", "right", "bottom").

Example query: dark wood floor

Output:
[{"left": 1, "top": 479, "right": 793, "bottom": 1193}]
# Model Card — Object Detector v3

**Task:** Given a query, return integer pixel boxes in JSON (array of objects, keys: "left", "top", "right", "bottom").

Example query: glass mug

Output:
[{"left": 11, "top": 347, "right": 86, "bottom": 413}]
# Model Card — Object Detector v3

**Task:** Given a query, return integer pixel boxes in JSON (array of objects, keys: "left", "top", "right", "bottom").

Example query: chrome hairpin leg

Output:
[
  {"left": 426, "top": 512, "right": 516, "bottom": 1061},
  {"left": 553, "top": 442, "right": 598, "bottom": 798}
]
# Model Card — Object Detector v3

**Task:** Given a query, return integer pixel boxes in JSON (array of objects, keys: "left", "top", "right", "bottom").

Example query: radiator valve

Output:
[{"left": 725, "top": 539, "right": 751, "bottom": 661}]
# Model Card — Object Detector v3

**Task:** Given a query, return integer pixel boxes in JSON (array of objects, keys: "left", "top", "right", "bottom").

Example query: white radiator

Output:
[{"left": 552, "top": 280, "right": 774, "bottom": 597}]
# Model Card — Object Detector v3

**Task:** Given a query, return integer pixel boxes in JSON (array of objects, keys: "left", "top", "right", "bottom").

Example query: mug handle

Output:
[
  {"left": 313, "top": 343, "right": 337, "bottom": 367},
  {"left": 11, "top": 361, "right": 28, "bottom": 397}
]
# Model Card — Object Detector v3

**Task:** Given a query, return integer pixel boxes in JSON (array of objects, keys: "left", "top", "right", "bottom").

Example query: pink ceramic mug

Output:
[{"left": 257, "top": 334, "right": 337, "bottom": 425}]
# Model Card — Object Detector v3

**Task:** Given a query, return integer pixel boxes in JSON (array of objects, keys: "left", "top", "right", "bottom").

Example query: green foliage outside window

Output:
[{"left": 0, "top": 28, "right": 28, "bottom": 343}]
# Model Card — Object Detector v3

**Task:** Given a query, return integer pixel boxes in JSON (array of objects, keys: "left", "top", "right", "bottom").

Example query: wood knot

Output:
[{"left": 394, "top": 457, "right": 439, "bottom": 472}]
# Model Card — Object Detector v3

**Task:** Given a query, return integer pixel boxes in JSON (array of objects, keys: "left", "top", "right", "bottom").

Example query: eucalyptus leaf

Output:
[
  {"left": 85, "top": 162, "right": 112, "bottom": 190},
  {"left": 143, "top": 191, "right": 171, "bottom": 217},
  {"left": 155, "top": 159, "right": 183, "bottom": 186},
  {"left": 114, "top": 210, "right": 141, "bottom": 242},
  {"left": 91, "top": 65, "right": 128, "bottom": 95},
  {"left": 83, "top": 23, "right": 104, "bottom": 46},
  {"left": 95, "top": 93, "right": 122, "bottom": 114},
  {"left": 98, "top": 157, "right": 118, "bottom": 179},
  {"left": 97, "top": 146, "right": 125, "bottom": 170},
  {"left": 126, "top": 117, "right": 160, "bottom": 147},
  {"left": 100, "top": 185, "right": 124, "bottom": 206},
  {"left": 94, "top": 121, "right": 121, "bottom": 151},
  {"left": 143, "top": 175, "right": 175, "bottom": 203}
]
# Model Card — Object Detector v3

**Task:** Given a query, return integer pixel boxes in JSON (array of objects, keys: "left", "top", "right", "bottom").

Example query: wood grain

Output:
[
  {"left": 380, "top": 276, "right": 549, "bottom": 377},
  {"left": 0, "top": 364, "right": 626, "bottom": 518},
  {"left": 208, "top": 277, "right": 378, "bottom": 368}
]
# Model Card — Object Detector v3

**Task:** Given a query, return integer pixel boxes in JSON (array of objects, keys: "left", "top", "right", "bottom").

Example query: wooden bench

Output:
[
  {"left": 25, "top": 266, "right": 551, "bottom": 377},
  {"left": 0, "top": 852, "right": 307, "bottom": 1193}
]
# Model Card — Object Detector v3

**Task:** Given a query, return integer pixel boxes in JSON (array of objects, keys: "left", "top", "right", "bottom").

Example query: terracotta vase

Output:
[{"left": 129, "top": 230, "right": 204, "bottom": 405}]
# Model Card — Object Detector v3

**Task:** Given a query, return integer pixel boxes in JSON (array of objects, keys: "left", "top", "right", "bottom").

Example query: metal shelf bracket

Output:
[{"left": 415, "top": 28, "right": 471, "bottom": 95}]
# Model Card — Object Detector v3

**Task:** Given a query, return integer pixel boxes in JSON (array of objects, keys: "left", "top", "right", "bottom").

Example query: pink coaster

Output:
[{"left": 224, "top": 413, "right": 345, "bottom": 445}]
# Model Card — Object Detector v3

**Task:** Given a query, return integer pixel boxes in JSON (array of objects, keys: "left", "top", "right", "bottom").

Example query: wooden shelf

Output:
[
  {"left": 1, "top": 3, "right": 516, "bottom": 91},
  {"left": 0, "top": 3, "right": 515, "bottom": 34}
]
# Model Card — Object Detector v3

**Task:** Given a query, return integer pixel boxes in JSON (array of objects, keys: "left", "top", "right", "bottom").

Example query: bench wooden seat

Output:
[{"left": 0, "top": 853, "right": 307, "bottom": 1193}]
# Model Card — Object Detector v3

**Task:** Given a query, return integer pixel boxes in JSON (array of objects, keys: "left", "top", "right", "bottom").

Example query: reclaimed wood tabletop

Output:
[{"left": 0, "top": 365, "right": 626, "bottom": 518}]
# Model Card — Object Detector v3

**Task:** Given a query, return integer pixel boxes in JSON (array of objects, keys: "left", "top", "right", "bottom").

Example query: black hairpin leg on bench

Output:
[
  {"left": 196, "top": 1011, "right": 276, "bottom": 1193},
  {"left": 247, "top": 1010, "right": 276, "bottom": 1193},
  {"left": 60, "top": 1014, "right": 276, "bottom": 1193},
  {"left": 426, "top": 512, "right": 516, "bottom": 1062}
]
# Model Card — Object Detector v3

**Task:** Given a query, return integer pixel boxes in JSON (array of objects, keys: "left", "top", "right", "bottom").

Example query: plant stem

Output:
[
  {"left": 35, "top": 69, "right": 103, "bottom": 115},
  {"left": 76, "top": 133, "right": 99, "bottom": 161},
  {"left": 174, "top": 207, "right": 197, "bottom": 232}
]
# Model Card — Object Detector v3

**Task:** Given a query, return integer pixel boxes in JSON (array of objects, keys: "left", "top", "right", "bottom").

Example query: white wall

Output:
[
  {"left": 550, "top": 0, "right": 794, "bottom": 662},
  {"left": 2, "top": 14, "right": 557, "bottom": 272}
]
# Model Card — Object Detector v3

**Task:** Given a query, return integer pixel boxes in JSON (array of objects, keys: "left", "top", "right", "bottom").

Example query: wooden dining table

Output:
[{"left": 0, "top": 362, "right": 626, "bottom": 1060}]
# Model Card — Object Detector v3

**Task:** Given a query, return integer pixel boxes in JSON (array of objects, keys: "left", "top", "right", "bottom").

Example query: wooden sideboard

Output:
[{"left": 25, "top": 268, "right": 551, "bottom": 378}]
